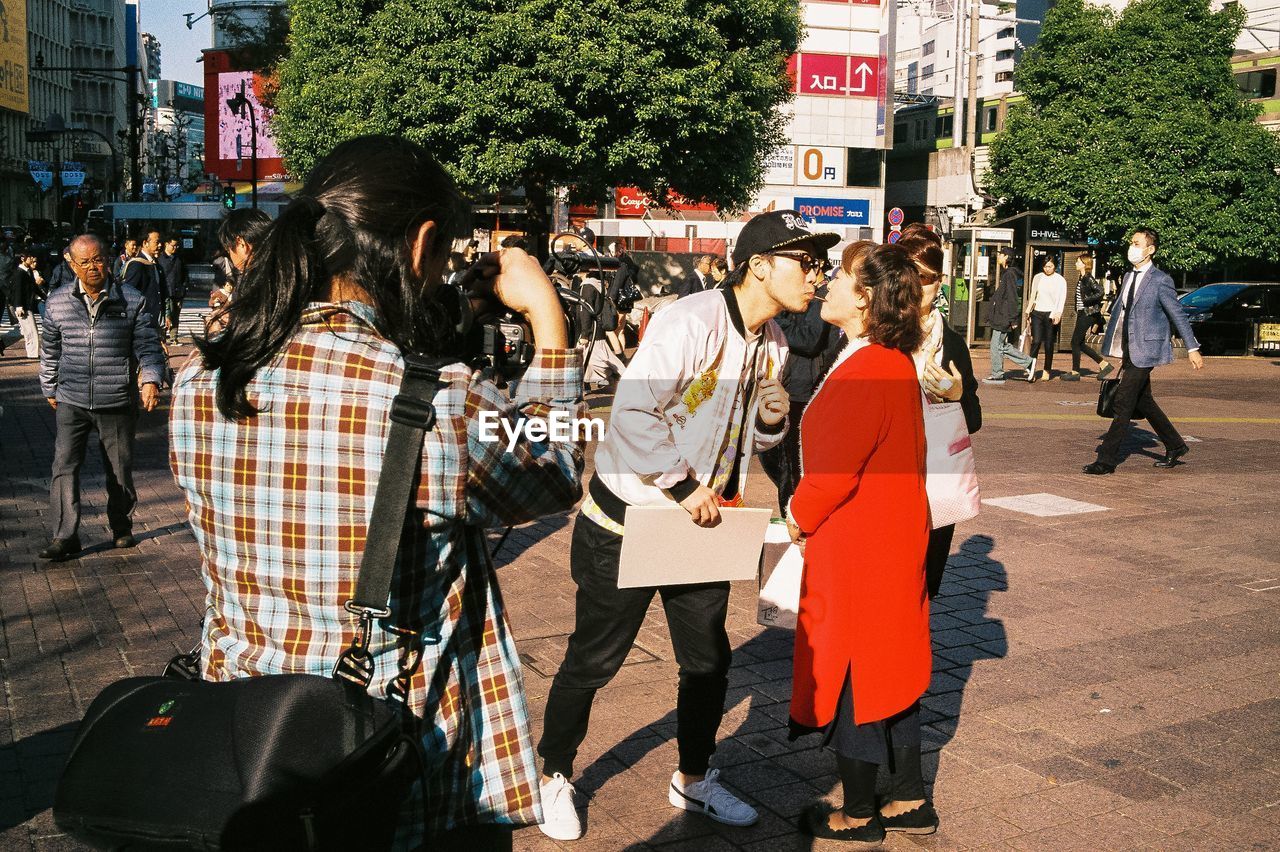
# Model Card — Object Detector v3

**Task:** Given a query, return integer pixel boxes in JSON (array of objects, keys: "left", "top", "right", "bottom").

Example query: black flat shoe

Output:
[
  {"left": 1154, "top": 445, "right": 1189, "bottom": 468},
  {"left": 1082, "top": 461, "right": 1116, "bottom": 475},
  {"left": 880, "top": 801, "right": 939, "bottom": 835},
  {"left": 800, "top": 804, "right": 885, "bottom": 845},
  {"left": 38, "top": 537, "right": 81, "bottom": 561},
  {"left": 113, "top": 533, "right": 137, "bottom": 549}
]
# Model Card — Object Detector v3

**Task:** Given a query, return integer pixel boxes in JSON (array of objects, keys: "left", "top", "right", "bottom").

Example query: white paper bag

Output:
[
  {"left": 758, "top": 521, "right": 803, "bottom": 629},
  {"left": 923, "top": 399, "right": 981, "bottom": 529}
]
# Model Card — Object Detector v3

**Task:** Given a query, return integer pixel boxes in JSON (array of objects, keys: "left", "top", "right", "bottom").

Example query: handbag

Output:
[
  {"left": 923, "top": 397, "right": 981, "bottom": 529},
  {"left": 1097, "top": 377, "right": 1120, "bottom": 418},
  {"left": 758, "top": 520, "right": 803, "bottom": 630},
  {"left": 53, "top": 355, "right": 454, "bottom": 851}
]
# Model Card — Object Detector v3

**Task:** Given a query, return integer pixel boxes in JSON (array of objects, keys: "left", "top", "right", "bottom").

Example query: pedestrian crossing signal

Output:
[{"left": 223, "top": 185, "right": 236, "bottom": 210}]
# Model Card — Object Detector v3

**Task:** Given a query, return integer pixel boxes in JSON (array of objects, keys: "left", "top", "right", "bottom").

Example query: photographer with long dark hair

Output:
[{"left": 169, "top": 135, "right": 587, "bottom": 849}]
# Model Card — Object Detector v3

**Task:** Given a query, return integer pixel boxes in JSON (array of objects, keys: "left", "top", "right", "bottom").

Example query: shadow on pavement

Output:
[
  {"left": 0, "top": 721, "right": 78, "bottom": 831},
  {"left": 553, "top": 534, "right": 1009, "bottom": 849}
]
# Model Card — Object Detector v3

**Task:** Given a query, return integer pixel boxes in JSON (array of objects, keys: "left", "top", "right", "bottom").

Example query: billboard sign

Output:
[
  {"left": 795, "top": 196, "right": 873, "bottom": 226},
  {"left": 795, "top": 146, "right": 845, "bottom": 187},
  {"left": 217, "top": 72, "right": 280, "bottom": 161},
  {"left": 614, "top": 187, "right": 716, "bottom": 217},
  {"left": 0, "top": 0, "right": 29, "bottom": 114},
  {"left": 793, "top": 53, "right": 884, "bottom": 99},
  {"left": 203, "top": 50, "right": 287, "bottom": 181}
]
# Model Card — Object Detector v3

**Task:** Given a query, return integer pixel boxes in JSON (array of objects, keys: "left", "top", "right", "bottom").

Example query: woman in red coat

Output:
[{"left": 786, "top": 243, "right": 934, "bottom": 843}]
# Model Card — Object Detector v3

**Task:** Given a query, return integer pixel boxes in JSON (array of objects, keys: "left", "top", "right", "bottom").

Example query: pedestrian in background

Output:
[
  {"left": 709, "top": 257, "right": 729, "bottom": 289},
  {"left": 1025, "top": 256, "right": 1067, "bottom": 380},
  {"left": 206, "top": 208, "right": 271, "bottom": 333},
  {"left": 3, "top": 250, "right": 44, "bottom": 358},
  {"left": 984, "top": 249, "right": 1037, "bottom": 383},
  {"left": 38, "top": 234, "right": 165, "bottom": 560},
  {"left": 49, "top": 246, "right": 78, "bottom": 292},
  {"left": 1083, "top": 227, "right": 1204, "bottom": 475},
  {"left": 786, "top": 243, "right": 936, "bottom": 842},
  {"left": 112, "top": 236, "right": 138, "bottom": 281},
  {"left": 123, "top": 229, "right": 168, "bottom": 338},
  {"left": 0, "top": 242, "right": 15, "bottom": 330},
  {"left": 676, "top": 254, "right": 713, "bottom": 298},
  {"left": 157, "top": 235, "right": 187, "bottom": 344},
  {"left": 1063, "top": 254, "right": 1112, "bottom": 381}
]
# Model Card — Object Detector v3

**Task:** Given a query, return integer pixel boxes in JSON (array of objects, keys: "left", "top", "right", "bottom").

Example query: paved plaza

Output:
[{"left": 1, "top": 336, "right": 1277, "bottom": 851}]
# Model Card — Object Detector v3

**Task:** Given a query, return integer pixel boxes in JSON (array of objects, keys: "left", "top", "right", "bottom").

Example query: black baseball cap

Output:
[{"left": 731, "top": 210, "right": 840, "bottom": 268}]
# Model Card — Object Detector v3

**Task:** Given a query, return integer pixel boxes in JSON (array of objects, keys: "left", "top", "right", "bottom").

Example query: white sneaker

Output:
[
  {"left": 668, "top": 768, "right": 758, "bottom": 826},
  {"left": 538, "top": 772, "right": 583, "bottom": 841}
]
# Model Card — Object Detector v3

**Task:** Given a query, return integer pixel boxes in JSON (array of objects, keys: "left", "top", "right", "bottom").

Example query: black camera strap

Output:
[{"left": 333, "top": 354, "right": 456, "bottom": 691}]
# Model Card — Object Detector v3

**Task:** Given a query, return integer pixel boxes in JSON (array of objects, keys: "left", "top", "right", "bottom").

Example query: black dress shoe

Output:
[
  {"left": 113, "top": 533, "right": 137, "bottom": 548},
  {"left": 1154, "top": 445, "right": 1189, "bottom": 468},
  {"left": 1082, "top": 461, "right": 1116, "bottom": 475},
  {"left": 800, "top": 804, "right": 886, "bottom": 844},
  {"left": 880, "top": 801, "right": 939, "bottom": 835},
  {"left": 38, "top": 537, "right": 82, "bottom": 560}
]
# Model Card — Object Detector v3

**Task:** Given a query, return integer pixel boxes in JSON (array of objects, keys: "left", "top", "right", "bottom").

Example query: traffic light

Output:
[{"left": 223, "top": 184, "right": 236, "bottom": 209}]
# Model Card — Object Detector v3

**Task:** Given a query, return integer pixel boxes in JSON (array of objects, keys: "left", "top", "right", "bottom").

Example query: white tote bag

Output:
[
  {"left": 758, "top": 521, "right": 802, "bottom": 629},
  {"left": 923, "top": 398, "right": 981, "bottom": 529}
]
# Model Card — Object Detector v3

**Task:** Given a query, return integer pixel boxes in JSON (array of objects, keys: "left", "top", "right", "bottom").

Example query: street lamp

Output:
[
  {"left": 32, "top": 51, "right": 143, "bottom": 202},
  {"left": 225, "top": 80, "right": 258, "bottom": 209}
]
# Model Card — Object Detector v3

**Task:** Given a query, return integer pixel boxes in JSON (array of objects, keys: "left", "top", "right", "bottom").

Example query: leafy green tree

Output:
[
  {"left": 986, "top": 0, "right": 1280, "bottom": 270},
  {"left": 273, "top": 0, "right": 801, "bottom": 234}
]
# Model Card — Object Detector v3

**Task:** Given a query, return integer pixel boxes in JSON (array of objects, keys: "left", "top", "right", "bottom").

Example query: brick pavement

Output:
[{"left": 1, "top": 345, "right": 1278, "bottom": 851}]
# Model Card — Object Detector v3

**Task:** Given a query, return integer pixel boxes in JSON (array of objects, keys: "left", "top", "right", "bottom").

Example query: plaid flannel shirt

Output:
[{"left": 169, "top": 302, "right": 585, "bottom": 840}]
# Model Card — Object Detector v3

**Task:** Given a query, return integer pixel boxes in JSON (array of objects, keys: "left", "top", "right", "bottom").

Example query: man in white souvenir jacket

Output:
[{"left": 537, "top": 210, "right": 837, "bottom": 841}]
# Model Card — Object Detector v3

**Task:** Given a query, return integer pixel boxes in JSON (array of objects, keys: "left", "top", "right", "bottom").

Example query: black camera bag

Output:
[{"left": 53, "top": 356, "right": 454, "bottom": 850}]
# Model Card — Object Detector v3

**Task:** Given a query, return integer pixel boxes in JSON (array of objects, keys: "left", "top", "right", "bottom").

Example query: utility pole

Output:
[
  {"left": 951, "top": 0, "right": 965, "bottom": 148},
  {"left": 966, "top": 0, "right": 981, "bottom": 154}
]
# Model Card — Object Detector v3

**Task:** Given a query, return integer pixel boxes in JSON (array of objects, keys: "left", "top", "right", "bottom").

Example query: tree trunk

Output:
[{"left": 525, "top": 181, "right": 552, "bottom": 263}]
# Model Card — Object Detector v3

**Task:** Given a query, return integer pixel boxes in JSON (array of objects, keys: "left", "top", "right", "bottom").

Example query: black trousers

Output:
[
  {"left": 1096, "top": 358, "right": 1184, "bottom": 466},
  {"left": 50, "top": 402, "right": 138, "bottom": 540},
  {"left": 925, "top": 524, "right": 955, "bottom": 600},
  {"left": 538, "top": 516, "right": 732, "bottom": 779},
  {"left": 1070, "top": 310, "right": 1105, "bottom": 371},
  {"left": 757, "top": 399, "right": 806, "bottom": 514},
  {"left": 1027, "top": 311, "right": 1057, "bottom": 371}
]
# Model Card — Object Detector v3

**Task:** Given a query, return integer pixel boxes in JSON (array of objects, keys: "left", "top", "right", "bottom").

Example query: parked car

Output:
[{"left": 1179, "top": 282, "right": 1280, "bottom": 355}]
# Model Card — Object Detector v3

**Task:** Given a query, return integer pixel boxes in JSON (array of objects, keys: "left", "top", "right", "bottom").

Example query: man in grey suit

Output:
[{"left": 1083, "top": 227, "right": 1204, "bottom": 475}]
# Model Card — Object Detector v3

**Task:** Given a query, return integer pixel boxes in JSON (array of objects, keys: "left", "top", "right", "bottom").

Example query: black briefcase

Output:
[
  {"left": 53, "top": 674, "right": 419, "bottom": 850},
  {"left": 1096, "top": 375, "right": 1145, "bottom": 420}
]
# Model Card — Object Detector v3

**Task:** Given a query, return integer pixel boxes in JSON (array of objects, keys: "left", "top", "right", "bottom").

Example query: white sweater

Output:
[
  {"left": 1030, "top": 272, "right": 1067, "bottom": 316},
  {"left": 591, "top": 287, "right": 789, "bottom": 517}
]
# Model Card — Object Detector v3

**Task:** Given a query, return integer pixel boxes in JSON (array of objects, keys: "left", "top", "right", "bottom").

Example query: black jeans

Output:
[
  {"left": 1027, "top": 311, "right": 1057, "bottom": 371},
  {"left": 50, "top": 402, "right": 138, "bottom": 540},
  {"left": 1070, "top": 310, "right": 1105, "bottom": 371},
  {"left": 925, "top": 524, "right": 955, "bottom": 599},
  {"left": 538, "top": 515, "right": 732, "bottom": 779},
  {"left": 757, "top": 399, "right": 806, "bottom": 514},
  {"left": 1096, "top": 358, "right": 1184, "bottom": 466}
]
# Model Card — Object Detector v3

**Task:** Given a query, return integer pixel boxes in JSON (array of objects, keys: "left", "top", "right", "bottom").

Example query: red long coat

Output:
[{"left": 789, "top": 342, "right": 931, "bottom": 727}]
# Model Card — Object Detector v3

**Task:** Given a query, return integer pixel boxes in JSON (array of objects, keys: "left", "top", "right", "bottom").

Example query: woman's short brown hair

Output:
[
  {"left": 840, "top": 240, "right": 876, "bottom": 276},
  {"left": 859, "top": 244, "right": 925, "bottom": 354}
]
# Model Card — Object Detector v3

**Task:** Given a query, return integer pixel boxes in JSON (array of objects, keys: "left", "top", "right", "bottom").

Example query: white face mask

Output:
[{"left": 1127, "top": 245, "right": 1147, "bottom": 265}]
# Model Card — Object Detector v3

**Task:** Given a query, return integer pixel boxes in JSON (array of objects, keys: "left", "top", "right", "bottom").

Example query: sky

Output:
[{"left": 138, "top": 1, "right": 213, "bottom": 88}]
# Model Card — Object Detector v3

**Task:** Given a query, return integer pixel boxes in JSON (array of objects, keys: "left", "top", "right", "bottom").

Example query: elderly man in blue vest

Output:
[
  {"left": 1083, "top": 227, "right": 1204, "bottom": 475},
  {"left": 38, "top": 234, "right": 166, "bottom": 560}
]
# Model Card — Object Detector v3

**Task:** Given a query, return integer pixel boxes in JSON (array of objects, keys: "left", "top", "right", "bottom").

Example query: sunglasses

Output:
[{"left": 769, "top": 251, "right": 830, "bottom": 274}]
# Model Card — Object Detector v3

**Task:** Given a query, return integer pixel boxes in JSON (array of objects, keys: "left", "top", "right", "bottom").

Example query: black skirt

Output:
[{"left": 789, "top": 667, "right": 921, "bottom": 764}]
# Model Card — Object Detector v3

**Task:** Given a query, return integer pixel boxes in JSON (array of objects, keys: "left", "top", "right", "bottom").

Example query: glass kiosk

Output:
[{"left": 948, "top": 226, "right": 1015, "bottom": 346}]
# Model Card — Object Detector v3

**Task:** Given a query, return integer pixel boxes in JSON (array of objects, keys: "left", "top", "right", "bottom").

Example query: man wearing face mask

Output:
[{"left": 1083, "top": 227, "right": 1204, "bottom": 475}]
